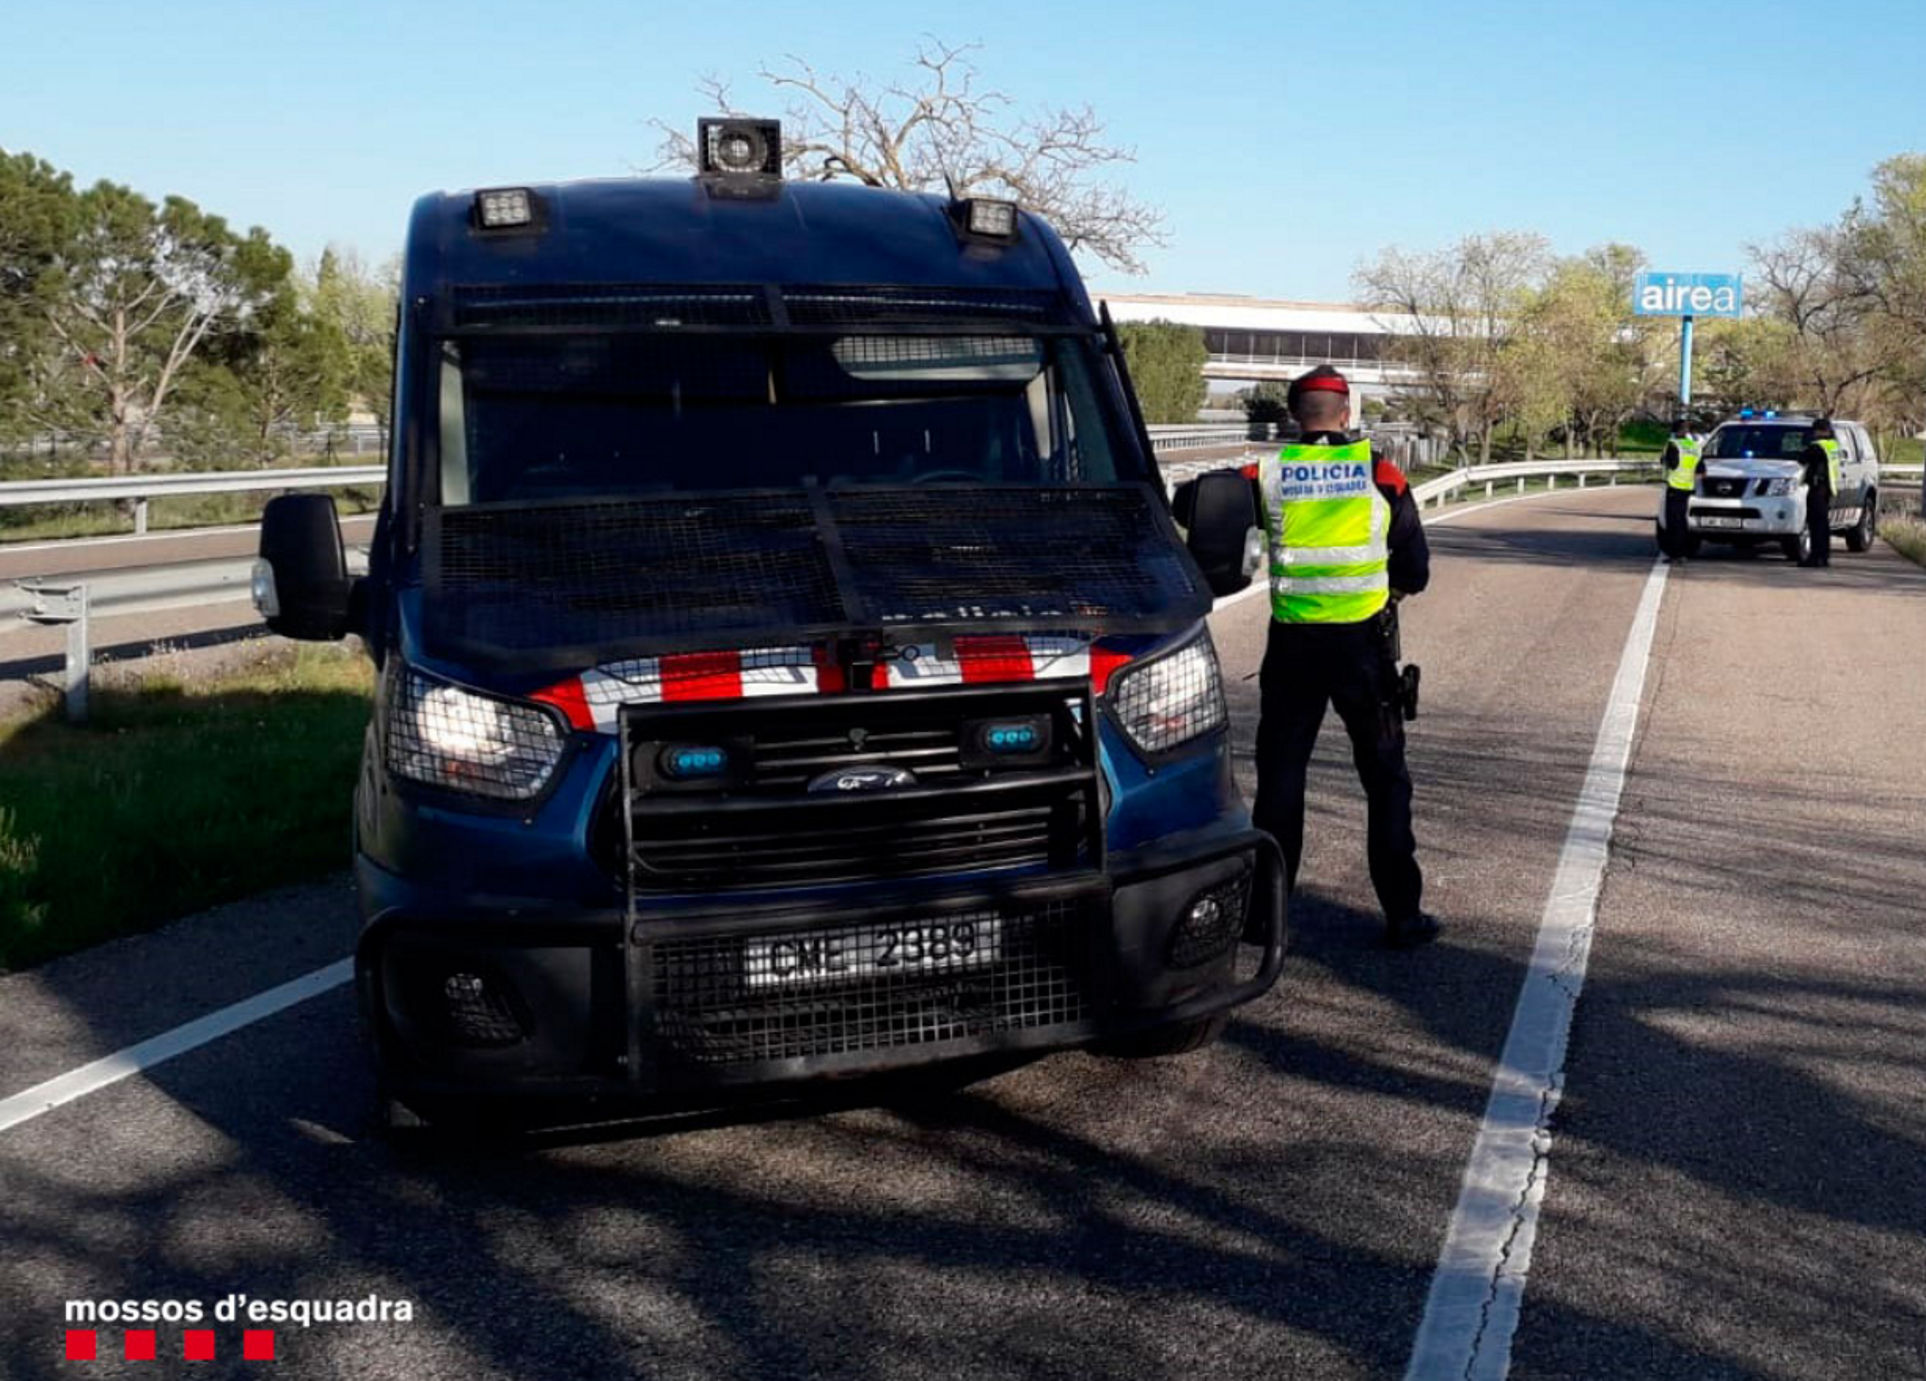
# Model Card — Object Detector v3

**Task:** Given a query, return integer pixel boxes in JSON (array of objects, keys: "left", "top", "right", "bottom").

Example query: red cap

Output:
[{"left": 1293, "top": 371, "right": 1349, "bottom": 395}]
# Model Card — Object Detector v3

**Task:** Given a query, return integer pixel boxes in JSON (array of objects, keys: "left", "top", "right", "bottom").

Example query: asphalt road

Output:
[{"left": 1, "top": 485, "right": 1922, "bottom": 1380}]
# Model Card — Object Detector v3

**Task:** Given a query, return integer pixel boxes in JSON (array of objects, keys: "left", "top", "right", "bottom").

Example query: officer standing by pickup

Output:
[
  {"left": 1250, "top": 365, "right": 1440, "bottom": 947},
  {"left": 1799, "top": 417, "right": 1839, "bottom": 568},
  {"left": 1660, "top": 418, "right": 1701, "bottom": 562}
]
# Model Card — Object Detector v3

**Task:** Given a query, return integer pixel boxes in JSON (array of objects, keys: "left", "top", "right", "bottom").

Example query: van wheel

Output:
[
  {"left": 1097, "top": 1014, "right": 1227, "bottom": 1059},
  {"left": 1846, "top": 494, "right": 1877, "bottom": 553},
  {"left": 1781, "top": 529, "right": 1810, "bottom": 563}
]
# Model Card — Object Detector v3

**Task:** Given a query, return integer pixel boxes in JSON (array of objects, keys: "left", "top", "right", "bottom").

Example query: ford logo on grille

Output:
[{"left": 808, "top": 765, "right": 918, "bottom": 793}]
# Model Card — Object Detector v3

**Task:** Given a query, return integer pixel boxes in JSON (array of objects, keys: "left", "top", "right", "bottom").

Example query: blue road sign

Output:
[{"left": 1634, "top": 271, "right": 1743, "bottom": 318}]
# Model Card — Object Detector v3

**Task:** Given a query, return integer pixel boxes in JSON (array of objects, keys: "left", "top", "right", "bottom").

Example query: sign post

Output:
[
  {"left": 1679, "top": 315, "right": 1694, "bottom": 410},
  {"left": 1634, "top": 271, "right": 1743, "bottom": 420}
]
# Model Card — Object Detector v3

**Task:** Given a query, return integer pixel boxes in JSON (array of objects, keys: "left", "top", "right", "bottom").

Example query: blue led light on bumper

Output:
[
  {"left": 661, "top": 745, "right": 730, "bottom": 780},
  {"left": 985, "top": 723, "right": 1042, "bottom": 753}
]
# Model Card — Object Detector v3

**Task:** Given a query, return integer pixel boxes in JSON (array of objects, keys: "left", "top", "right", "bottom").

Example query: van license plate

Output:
[
  {"left": 743, "top": 918, "right": 1004, "bottom": 989},
  {"left": 1697, "top": 516, "right": 1743, "bottom": 529}
]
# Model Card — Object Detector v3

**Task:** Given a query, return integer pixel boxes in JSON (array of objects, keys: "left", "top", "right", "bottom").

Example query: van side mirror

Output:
[
  {"left": 1172, "top": 470, "right": 1263, "bottom": 598},
  {"left": 255, "top": 494, "right": 360, "bottom": 641}
]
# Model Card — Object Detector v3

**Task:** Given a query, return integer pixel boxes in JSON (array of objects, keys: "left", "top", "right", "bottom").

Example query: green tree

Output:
[
  {"left": 1114, "top": 320, "right": 1206, "bottom": 423},
  {"left": 197, "top": 261, "right": 352, "bottom": 466},
  {"left": 39, "top": 181, "right": 284, "bottom": 472},
  {"left": 311, "top": 247, "right": 398, "bottom": 447},
  {"left": 1240, "top": 381, "right": 1290, "bottom": 426},
  {"left": 0, "top": 150, "right": 80, "bottom": 443}
]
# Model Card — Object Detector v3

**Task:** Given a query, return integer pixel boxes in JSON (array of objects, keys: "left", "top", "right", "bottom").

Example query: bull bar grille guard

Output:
[{"left": 618, "top": 682, "right": 1117, "bottom": 1081}]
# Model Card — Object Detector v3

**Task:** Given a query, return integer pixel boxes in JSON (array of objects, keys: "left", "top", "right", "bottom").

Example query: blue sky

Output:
[{"left": 3, "top": 0, "right": 1922, "bottom": 301}]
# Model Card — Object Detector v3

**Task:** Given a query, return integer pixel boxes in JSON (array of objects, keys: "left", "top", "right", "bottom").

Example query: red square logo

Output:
[
  {"left": 184, "top": 1329, "right": 216, "bottom": 1361},
  {"left": 125, "top": 1329, "right": 158, "bottom": 1360},
  {"left": 243, "top": 1330, "right": 275, "bottom": 1361},
  {"left": 65, "top": 1330, "right": 97, "bottom": 1361}
]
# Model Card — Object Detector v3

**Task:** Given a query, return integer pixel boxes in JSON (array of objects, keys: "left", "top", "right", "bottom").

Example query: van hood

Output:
[{"left": 417, "top": 483, "right": 1212, "bottom": 674}]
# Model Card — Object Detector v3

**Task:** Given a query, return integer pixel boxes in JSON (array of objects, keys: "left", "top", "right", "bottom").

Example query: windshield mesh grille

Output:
[
  {"left": 426, "top": 496, "right": 845, "bottom": 659},
  {"left": 827, "top": 487, "right": 1202, "bottom": 625},
  {"left": 422, "top": 485, "right": 1207, "bottom": 668}
]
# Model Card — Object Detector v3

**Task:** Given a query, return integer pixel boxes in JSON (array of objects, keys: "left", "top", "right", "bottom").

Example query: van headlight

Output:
[
  {"left": 1106, "top": 628, "right": 1228, "bottom": 755},
  {"left": 1765, "top": 477, "right": 1797, "bottom": 496},
  {"left": 384, "top": 666, "right": 567, "bottom": 800}
]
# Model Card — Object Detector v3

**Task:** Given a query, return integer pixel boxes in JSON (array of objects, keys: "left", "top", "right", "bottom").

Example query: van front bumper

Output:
[{"left": 357, "top": 828, "right": 1286, "bottom": 1110}]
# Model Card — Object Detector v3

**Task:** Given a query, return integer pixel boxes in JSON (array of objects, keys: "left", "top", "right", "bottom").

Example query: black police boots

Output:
[{"left": 1385, "top": 913, "right": 1443, "bottom": 948}]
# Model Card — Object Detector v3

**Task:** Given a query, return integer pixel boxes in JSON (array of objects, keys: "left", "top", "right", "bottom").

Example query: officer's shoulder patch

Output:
[{"left": 1373, "top": 458, "right": 1410, "bottom": 495}]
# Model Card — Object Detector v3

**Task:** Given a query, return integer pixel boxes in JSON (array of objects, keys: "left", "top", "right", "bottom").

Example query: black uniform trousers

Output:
[
  {"left": 1251, "top": 619, "right": 1424, "bottom": 922},
  {"left": 1806, "top": 480, "right": 1832, "bottom": 565},
  {"left": 1662, "top": 487, "right": 1691, "bottom": 557}
]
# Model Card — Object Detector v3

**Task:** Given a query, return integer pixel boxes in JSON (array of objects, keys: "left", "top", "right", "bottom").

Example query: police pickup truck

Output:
[
  {"left": 251, "top": 119, "right": 1286, "bottom": 1131},
  {"left": 1670, "top": 411, "right": 1882, "bottom": 562}
]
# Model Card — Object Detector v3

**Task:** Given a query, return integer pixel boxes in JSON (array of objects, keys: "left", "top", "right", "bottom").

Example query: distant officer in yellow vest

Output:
[
  {"left": 1660, "top": 419, "right": 1701, "bottom": 563},
  {"left": 1250, "top": 365, "right": 1439, "bottom": 947},
  {"left": 1799, "top": 418, "right": 1840, "bottom": 568}
]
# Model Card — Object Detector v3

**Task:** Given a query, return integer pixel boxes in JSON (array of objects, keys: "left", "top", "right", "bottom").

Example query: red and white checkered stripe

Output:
[
  {"left": 878, "top": 633, "right": 1091, "bottom": 688},
  {"left": 534, "top": 635, "right": 1131, "bottom": 733}
]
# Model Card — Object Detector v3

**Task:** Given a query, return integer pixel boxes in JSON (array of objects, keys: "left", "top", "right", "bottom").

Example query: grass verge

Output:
[
  {"left": 0, "top": 645, "right": 373, "bottom": 972},
  {"left": 1883, "top": 513, "right": 1926, "bottom": 569}
]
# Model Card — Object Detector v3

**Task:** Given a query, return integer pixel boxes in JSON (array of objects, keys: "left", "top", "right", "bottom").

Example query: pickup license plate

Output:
[
  {"left": 1696, "top": 516, "right": 1744, "bottom": 529},
  {"left": 743, "top": 917, "right": 1004, "bottom": 989}
]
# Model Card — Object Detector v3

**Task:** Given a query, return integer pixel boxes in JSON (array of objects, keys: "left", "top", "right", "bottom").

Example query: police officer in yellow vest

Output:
[
  {"left": 1660, "top": 419, "right": 1701, "bottom": 563},
  {"left": 1799, "top": 418, "right": 1840, "bottom": 568},
  {"left": 1251, "top": 366, "right": 1439, "bottom": 947}
]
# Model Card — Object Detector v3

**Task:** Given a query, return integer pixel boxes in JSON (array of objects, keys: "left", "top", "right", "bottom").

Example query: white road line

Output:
[
  {"left": 1403, "top": 557, "right": 1671, "bottom": 1381},
  {"left": 0, "top": 959, "right": 352, "bottom": 1135}
]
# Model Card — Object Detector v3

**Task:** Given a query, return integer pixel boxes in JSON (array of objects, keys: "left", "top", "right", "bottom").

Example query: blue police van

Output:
[{"left": 253, "top": 118, "right": 1287, "bottom": 1129}]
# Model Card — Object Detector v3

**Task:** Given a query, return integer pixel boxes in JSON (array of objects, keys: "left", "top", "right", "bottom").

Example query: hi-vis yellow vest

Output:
[
  {"left": 1666, "top": 437, "right": 1702, "bottom": 492},
  {"left": 1816, "top": 438, "right": 1841, "bottom": 490},
  {"left": 1258, "top": 440, "right": 1392, "bottom": 624}
]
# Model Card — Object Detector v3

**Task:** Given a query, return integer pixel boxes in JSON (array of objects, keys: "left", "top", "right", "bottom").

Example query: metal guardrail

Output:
[
  {"left": 1410, "top": 457, "right": 1659, "bottom": 506},
  {"left": 0, "top": 465, "right": 387, "bottom": 535},
  {"left": 1143, "top": 423, "right": 1278, "bottom": 452}
]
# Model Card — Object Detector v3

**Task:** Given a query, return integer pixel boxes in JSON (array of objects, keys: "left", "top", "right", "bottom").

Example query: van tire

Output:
[
  {"left": 1781, "top": 529, "right": 1810, "bottom": 563},
  {"left": 1098, "top": 1014, "right": 1227, "bottom": 1059},
  {"left": 1846, "top": 494, "right": 1877, "bottom": 553}
]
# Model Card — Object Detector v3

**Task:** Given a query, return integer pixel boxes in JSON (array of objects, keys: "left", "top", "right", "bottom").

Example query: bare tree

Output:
[
  {"left": 649, "top": 40, "right": 1166, "bottom": 274},
  {"left": 1750, "top": 227, "right": 1891, "bottom": 418},
  {"left": 1356, "top": 232, "right": 1548, "bottom": 462}
]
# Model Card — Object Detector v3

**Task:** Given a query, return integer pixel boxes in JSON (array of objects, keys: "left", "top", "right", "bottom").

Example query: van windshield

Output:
[
  {"left": 434, "top": 333, "right": 1137, "bottom": 506},
  {"left": 1708, "top": 424, "right": 1813, "bottom": 460}
]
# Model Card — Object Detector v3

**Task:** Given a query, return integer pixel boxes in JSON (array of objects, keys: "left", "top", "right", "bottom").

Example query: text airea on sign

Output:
[{"left": 1633, "top": 271, "right": 1743, "bottom": 317}]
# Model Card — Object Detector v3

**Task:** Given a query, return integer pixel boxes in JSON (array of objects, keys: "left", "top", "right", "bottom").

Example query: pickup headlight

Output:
[
  {"left": 1765, "top": 477, "right": 1797, "bottom": 496},
  {"left": 384, "top": 666, "right": 567, "bottom": 800},
  {"left": 1106, "top": 628, "right": 1228, "bottom": 755}
]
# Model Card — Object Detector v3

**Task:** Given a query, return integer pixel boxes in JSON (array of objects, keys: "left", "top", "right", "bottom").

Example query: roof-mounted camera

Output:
[{"left": 699, "top": 117, "right": 783, "bottom": 175}]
